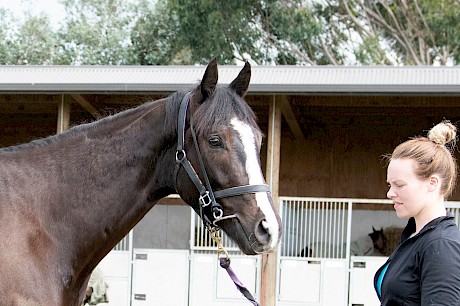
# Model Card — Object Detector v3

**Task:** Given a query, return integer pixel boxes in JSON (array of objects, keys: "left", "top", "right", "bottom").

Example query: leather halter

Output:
[{"left": 174, "top": 92, "right": 271, "bottom": 228}]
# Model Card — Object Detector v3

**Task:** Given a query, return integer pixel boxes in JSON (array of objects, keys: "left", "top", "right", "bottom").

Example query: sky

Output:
[{"left": 0, "top": 0, "right": 65, "bottom": 28}]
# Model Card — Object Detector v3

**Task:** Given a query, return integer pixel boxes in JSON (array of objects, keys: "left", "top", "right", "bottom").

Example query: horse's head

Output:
[
  {"left": 369, "top": 226, "right": 387, "bottom": 254},
  {"left": 175, "top": 59, "right": 282, "bottom": 255}
]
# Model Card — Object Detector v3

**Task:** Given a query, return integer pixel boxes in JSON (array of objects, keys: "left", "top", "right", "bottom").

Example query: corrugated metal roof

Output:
[{"left": 0, "top": 65, "right": 459, "bottom": 94}]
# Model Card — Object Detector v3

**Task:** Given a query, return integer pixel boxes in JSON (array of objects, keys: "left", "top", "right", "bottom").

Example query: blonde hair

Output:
[{"left": 386, "top": 121, "right": 458, "bottom": 198}]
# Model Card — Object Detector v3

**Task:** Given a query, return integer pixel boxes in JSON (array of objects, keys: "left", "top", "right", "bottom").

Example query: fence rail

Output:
[
  {"left": 279, "top": 197, "right": 460, "bottom": 260},
  {"left": 185, "top": 197, "right": 460, "bottom": 258}
]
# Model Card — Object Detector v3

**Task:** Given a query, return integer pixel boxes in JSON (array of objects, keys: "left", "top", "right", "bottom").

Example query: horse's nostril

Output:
[
  {"left": 262, "top": 220, "right": 272, "bottom": 235},
  {"left": 255, "top": 220, "right": 271, "bottom": 244}
]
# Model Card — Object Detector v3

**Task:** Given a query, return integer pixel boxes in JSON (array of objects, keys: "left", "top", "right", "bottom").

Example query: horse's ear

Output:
[
  {"left": 198, "top": 58, "right": 218, "bottom": 103},
  {"left": 372, "top": 226, "right": 376, "bottom": 232},
  {"left": 229, "top": 61, "right": 251, "bottom": 98}
]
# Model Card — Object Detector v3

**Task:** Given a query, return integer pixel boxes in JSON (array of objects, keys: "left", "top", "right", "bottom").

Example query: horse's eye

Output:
[{"left": 208, "top": 135, "right": 223, "bottom": 148}]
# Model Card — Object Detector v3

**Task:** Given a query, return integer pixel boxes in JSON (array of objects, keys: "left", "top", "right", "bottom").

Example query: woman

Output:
[{"left": 374, "top": 120, "right": 460, "bottom": 305}]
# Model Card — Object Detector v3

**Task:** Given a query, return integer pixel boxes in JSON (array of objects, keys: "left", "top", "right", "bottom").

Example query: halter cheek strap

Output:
[{"left": 174, "top": 92, "right": 223, "bottom": 225}]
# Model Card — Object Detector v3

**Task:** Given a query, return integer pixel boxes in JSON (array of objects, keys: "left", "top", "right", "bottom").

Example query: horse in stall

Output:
[
  {"left": 298, "top": 226, "right": 387, "bottom": 257},
  {"left": 368, "top": 226, "right": 387, "bottom": 255},
  {"left": 0, "top": 59, "right": 282, "bottom": 305}
]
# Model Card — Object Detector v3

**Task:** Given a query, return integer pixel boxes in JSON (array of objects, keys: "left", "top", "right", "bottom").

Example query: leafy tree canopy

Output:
[{"left": 0, "top": 0, "right": 459, "bottom": 65}]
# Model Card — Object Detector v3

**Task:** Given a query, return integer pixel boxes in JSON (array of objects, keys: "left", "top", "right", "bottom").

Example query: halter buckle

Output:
[{"left": 199, "top": 191, "right": 212, "bottom": 207}]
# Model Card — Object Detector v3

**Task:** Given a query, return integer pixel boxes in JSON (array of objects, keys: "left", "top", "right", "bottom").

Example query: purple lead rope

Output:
[{"left": 219, "top": 257, "right": 261, "bottom": 306}]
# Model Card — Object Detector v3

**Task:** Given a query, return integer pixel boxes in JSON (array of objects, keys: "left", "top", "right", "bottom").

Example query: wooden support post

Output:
[
  {"left": 57, "top": 95, "right": 71, "bottom": 134},
  {"left": 260, "top": 95, "right": 282, "bottom": 306}
]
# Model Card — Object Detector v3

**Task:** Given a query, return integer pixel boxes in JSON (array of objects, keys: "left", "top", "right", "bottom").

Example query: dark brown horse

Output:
[{"left": 0, "top": 59, "right": 281, "bottom": 305}]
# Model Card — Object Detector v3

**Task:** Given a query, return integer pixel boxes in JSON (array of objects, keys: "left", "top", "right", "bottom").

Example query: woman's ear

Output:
[{"left": 428, "top": 175, "right": 440, "bottom": 192}]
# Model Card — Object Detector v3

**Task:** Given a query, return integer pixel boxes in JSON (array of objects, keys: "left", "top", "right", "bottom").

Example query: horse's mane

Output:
[{"left": 0, "top": 131, "right": 69, "bottom": 153}]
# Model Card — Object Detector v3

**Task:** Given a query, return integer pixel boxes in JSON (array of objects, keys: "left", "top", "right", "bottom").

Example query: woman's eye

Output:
[{"left": 208, "top": 135, "right": 223, "bottom": 148}]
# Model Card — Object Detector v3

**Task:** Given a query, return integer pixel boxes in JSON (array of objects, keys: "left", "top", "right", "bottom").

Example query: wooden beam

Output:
[
  {"left": 260, "top": 95, "right": 282, "bottom": 306},
  {"left": 279, "top": 95, "right": 304, "bottom": 139},
  {"left": 71, "top": 94, "right": 103, "bottom": 119},
  {"left": 57, "top": 95, "right": 71, "bottom": 134}
]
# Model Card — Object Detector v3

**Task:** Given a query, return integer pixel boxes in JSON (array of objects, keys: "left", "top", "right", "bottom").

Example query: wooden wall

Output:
[
  {"left": 278, "top": 95, "right": 460, "bottom": 200},
  {"left": 0, "top": 114, "right": 56, "bottom": 147}
]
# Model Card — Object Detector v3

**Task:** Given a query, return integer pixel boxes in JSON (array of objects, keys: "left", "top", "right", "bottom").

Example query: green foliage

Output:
[
  {"left": 133, "top": 0, "right": 267, "bottom": 65},
  {"left": 14, "top": 14, "right": 57, "bottom": 64},
  {"left": 355, "top": 36, "right": 393, "bottom": 65},
  {"left": 340, "top": 0, "right": 460, "bottom": 65},
  {"left": 265, "top": 1, "right": 324, "bottom": 64},
  {"left": 170, "top": 0, "right": 266, "bottom": 64},
  {"left": 420, "top": 0, "right": 460, "bottom": 64},
  {"left": 0, "top": 9, "right": 15, "bottom": 64},
  {"left": 131, "top": 1, "right": 185, "bottom": 65},
  {"left": 132, "top": 0, "right": 343, "bottom": 65},
  {"left": 55, "top": 0, "right": 140, "bottom": 64},
  {"left": 0, "top": 0, "right": 459, "bottom": 65},
  {"left": 0, "top": 10, "right": 56, "bottom": 64}
]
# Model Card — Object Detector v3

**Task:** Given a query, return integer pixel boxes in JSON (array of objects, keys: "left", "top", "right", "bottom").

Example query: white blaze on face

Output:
[{"left": 231, "top": 118, "right": 280, "bottom": 249}]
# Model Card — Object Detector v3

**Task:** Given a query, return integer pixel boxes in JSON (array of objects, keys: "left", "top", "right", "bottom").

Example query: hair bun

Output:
[{"left": 427, "top": 120, "right": 457, "bottom": 145}]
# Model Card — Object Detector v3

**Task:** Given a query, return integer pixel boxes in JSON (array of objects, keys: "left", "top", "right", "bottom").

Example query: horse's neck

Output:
[
  {"left": 49, "top": 99, "right": 177, "bottom": 265},
  {"left": 68, "top": 99, "right": 175, "bottom": 190},
  {"left": 91, "top": 101, "right": 176, "bottom": 201}
]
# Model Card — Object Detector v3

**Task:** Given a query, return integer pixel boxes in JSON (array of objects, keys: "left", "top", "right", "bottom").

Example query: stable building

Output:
[{"left": 1, "top": 65, "right": 460, "bottom": 306}]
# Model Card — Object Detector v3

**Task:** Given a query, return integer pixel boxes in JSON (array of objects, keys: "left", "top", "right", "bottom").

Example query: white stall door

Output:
[
  {"left": 132, "top": 249, "right": 190, "bottom": 306},
  {"left": 349, "top": 256, "right": 388, "bottom": 306},
  {"left": 277, "top": 258, "right": 348, "bottom": 306},
  {"left": 189, "top": 253, "right": 260, "bottom": 306},
  {"left": 99, "top": 251, "right": 132, "bottom": 306}
]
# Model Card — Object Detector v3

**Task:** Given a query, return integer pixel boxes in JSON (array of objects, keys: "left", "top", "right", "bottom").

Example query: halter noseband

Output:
[{"left": 174, "top": 92, "right": 271, "bottom": 228}]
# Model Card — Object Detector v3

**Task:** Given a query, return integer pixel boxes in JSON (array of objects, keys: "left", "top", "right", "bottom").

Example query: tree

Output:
[
  {"left": 131, "top": 0, "right": 186, "bottom": 65},
  {"left": 0, "top": 8, "right": 16, "bottom": 64},
  {"left": 132, "top": 0, "right": 354, "bottom": 65},
  {"left": 55, "top": 0, "right": 142, "bottom": 65},
  {"left": 133, "top": 0, "right": 379, "bottom": 65},
  {"left": 133, "top": 0, "right": 270, "bottom": 65},
  {"left": 14, "top": 14, "right": 57, "bottom": 65},
  {"left": 1, "top": 0, "right": 459, "bottom": 65},
  {"left": 260, "top": 1, "right": 348, "bottom": 65},
  {"left": 339, "top": 0, "right": 460, "bottom": 65},
  {"left": 0, "top": 9, "right": 57, "bottom": 65}
]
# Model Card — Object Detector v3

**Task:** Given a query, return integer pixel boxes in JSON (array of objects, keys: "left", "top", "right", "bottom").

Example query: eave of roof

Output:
[{"left": 0, "top": 65, "right": 459, "bottom": 95}]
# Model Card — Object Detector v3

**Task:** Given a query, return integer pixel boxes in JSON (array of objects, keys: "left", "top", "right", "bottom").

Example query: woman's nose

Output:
[{"left": 387, "top": 186, "right": 395, "bottom": 199}]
